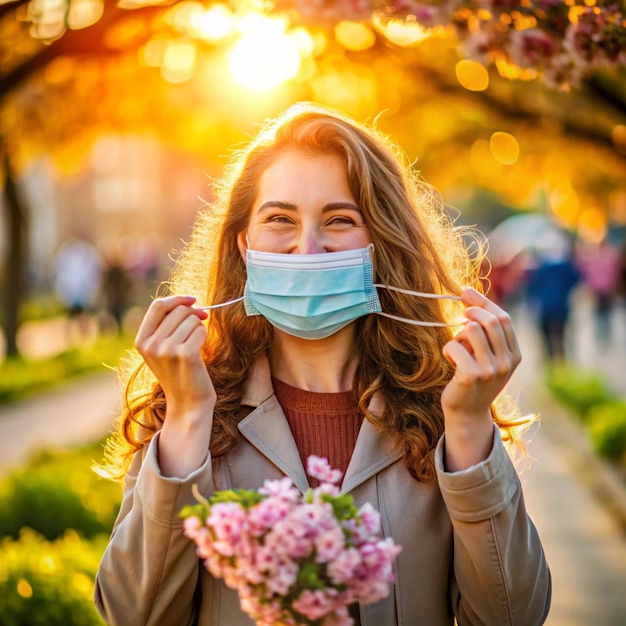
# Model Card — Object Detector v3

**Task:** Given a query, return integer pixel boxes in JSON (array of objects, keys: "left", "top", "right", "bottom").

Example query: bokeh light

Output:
[
  {"left": 175, "top": 2, "right": 235, "bottom": 42},
  {"left": 456, "top": 59, "right": 489, "bottom": 91},
  {"left": 578, "top": 204, "right": 608, "bottom": 242},
  {"left": 375, "top": 17, "right": 430, "bottom": 47},
  {"left": 549, "top": 182, "right": 581, "bottom": 227},
  {"left": 17, "top": 579, "right": 33, "bottom": 599},
  {"left": 613, "top": 124, "right": 626, "bottom": 155},
  {"left": 334, "top": 21, "right": 376, "bottom": 51},
  {"left": 489, "top": 132, "right": 519, "bottom": 165},
  {"left": 161, "top": 40, "right": 197, "bottom": 83}
]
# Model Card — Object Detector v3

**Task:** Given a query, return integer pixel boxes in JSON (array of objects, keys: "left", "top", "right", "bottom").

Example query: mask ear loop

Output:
[
  {"left": 198, "top": 296, "right": 244, "bottom": 311},
  {"left": 373, "top": 284, "right": 465, "bottom": 327},
  {"left": 199, "top": 232, "right": 251, "bottom": 310},
  {"left": 374, "top": 284, "right": 461, "bottom": 300}
]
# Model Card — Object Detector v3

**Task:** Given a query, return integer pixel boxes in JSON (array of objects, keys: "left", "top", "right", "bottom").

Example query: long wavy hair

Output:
[{"left": 100, "top": 102, "right": 533, "bottom": 481}]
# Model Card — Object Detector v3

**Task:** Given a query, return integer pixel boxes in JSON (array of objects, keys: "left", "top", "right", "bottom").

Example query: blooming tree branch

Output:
[{"left": 276, "top": 0, "right": 626, "bottom": 88}]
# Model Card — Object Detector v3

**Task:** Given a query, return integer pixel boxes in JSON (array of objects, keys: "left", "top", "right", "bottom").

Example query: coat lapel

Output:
[
  {"left": 341, "top": 394, "right": 403, "bottom": 494},
  {"left": 238, "top": 397, "right": 310, "bottom": 493},
  {"left": 237, "top": 357, "right": 403, "bottom": 495}
]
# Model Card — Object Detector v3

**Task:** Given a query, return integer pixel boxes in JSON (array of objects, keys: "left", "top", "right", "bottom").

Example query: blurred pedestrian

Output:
[
  {"left": 102, "top": 243, "right": 133, "bottom": 335},
  {"left": 482, "top": 252, "right": 527, "bottom": 308},
  {"left": 95, "top": 102, "right": 551, "bottom": 626},
  {"left": 525, "top": 239, "right": 580, "bottom": 365},
  {"left": 51, "top": 236, "right": 103, "bottom": 339},
  {"left": 575, "top": 238, "right": 620, "bottom": 345}
]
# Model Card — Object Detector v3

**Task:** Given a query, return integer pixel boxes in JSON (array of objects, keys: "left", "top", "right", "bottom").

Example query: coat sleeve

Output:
[
  {"left": 94, "top": 432, "right": 213, "bottom": 626},
  {"left": 435, "top": 426, "right": 552, "bottom": 626}
]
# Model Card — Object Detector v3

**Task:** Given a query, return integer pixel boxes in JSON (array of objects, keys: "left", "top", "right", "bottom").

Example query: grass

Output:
[{"left": 0, "top": 333, "right": 132, "bottom": 405}]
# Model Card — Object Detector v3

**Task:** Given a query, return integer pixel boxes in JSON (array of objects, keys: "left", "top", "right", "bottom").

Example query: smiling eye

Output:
[
  {"left": 326, "top": 215, "right": 356, "bottom": 227},
  {"left": 266, "top": 214, "right": 294, "bottom": 224}
]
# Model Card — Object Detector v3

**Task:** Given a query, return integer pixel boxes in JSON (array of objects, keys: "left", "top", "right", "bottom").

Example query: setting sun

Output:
[{"left": 227, "top": 14, "right": 301, "bottom": 91}]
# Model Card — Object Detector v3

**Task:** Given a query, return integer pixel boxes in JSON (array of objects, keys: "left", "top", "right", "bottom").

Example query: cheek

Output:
[{"left": 355, "top": 226, "right": 372, "bottom": 247}]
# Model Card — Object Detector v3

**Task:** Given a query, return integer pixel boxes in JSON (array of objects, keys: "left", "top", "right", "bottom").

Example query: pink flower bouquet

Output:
[{"left": 180, "top": 456, "right": 401, "bottom": 626}]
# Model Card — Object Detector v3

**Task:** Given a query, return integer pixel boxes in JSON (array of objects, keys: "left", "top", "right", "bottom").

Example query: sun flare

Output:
[{"left": 227, "top": 15, "right": 301, "bottom": 91}]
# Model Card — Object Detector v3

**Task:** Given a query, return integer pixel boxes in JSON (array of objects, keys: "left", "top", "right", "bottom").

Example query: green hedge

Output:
[
  {"left": 545, "top": 365, "right": 616, "bottom": 420},
  {"left": 587, "top": 401, "right": 626, "bottom": 462},
  {"left": 0, "top": 442, "right": 122, "bottom": 625},
  {"left": 0, "top": 529, "right": 106, "bottom": 626},
  {"left": 546, "top": 365, "right": 626, "bottom": 464},
  {"left": 0, "top": 445, "right": 121, "bottom": 541}
]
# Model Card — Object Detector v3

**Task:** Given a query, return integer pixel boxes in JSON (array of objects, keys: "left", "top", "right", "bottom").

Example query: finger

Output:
[
  {"left": 462, "top": 288, "right": 519, "bottom": 356},
  {"left": 442, "top": 339, "right": 480, "bottom": 381},
  {"left": 453, "top": 320, "right": 497, "bottom": 371},
  {"left": 151, "top": 304, "right": 207, "bottom": 343},
  {"left": 136, "top": 296, "right": 205, "bottom": 343},
  {"left": 159, "top": 315, "right": 207, "bottom": 354},
  {"left": 463, "top": 307, "right": 509, "bottom": 357}
]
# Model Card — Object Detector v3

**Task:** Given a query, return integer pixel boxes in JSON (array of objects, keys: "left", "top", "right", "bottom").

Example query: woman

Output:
[{"left": 95, "top": 103, "right": 551, "bottom": 625}]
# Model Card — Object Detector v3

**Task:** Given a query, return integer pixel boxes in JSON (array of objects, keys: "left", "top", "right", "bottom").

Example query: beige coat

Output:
[{"left": 95, "top": 358, "right": 551, "bottom": 625}]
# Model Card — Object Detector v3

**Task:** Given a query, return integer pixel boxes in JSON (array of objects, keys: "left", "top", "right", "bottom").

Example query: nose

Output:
[{"left": 294, "top": 228, "right": 325, "bottom": 255}]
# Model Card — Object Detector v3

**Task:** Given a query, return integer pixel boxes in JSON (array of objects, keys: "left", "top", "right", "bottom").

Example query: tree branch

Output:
[
  {"left": 585, "top": 72, "right": 626, "bottom": 116},
  {"left": 0, "top": 0, "right": 29, "bottom": 22},
  {"left": 413, "top": 60, "right": 626, "bottom": 162},
  {"left": 0, "top": 3, "right": 167, "bottom": 99}
]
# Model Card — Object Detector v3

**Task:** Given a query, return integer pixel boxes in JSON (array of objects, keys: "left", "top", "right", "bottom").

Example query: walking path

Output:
[
  {"left": 1, "top": 291, "right": 626, "bottom": 624},
  {"left": 508, "top": 294, "right": 626, "bottom": 626},
  {"left": 0, "top": 372, "right": 120, "bottom": 475}
]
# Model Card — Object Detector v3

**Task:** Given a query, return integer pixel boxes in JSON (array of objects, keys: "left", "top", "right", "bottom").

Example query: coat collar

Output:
[{"left": 238, "top": 357, "right": 403, "bottom": 494}]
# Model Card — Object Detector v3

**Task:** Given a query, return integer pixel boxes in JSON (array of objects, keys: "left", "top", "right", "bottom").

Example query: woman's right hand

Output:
[{"left": 135, "top": 295, "right": 215, "bottom": 476}]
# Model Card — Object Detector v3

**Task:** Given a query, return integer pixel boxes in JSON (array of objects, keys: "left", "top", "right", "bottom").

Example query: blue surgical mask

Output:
[
  {"left": 202, "top": 244, "right": 462, "bottom": 340},
  {"left": 244, "top": 245, "right": 381, "bottom": 340}
]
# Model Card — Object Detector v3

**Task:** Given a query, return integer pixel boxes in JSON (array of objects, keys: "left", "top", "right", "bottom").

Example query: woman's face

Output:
[{"left": 238, "top": 150, "right": 371, "bottom": 257}]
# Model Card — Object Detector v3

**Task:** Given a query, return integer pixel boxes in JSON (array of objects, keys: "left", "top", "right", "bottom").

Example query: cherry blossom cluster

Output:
[
  {"left": 180, "top": 455, "right": 401, "bottom": 626},
  {"left": 274, "top": 0, "right": 626, "bottom": 87}
]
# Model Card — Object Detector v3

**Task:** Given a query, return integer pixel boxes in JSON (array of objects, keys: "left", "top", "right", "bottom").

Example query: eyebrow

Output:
[{"left": 257, "top": 201, "right": 362, "bottom": 213}]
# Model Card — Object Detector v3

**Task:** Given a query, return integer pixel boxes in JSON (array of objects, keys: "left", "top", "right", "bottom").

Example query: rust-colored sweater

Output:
[{"left": 272, "top": 377, "right": 363, "bottom": 483}]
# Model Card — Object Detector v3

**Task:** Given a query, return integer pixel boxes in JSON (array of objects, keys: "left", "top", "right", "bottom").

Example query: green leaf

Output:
[
  {"left": 179, "top": 503, "right": 208, "bottom": 520},
  {"left": 209, "top": 489, "right": 264, "bottom": 509},
  {"left": 296, "top": 562, "right": 324, "bottom": 590},
  {"left": 322, "top": 493, "right": 357, "bottom": 521}
]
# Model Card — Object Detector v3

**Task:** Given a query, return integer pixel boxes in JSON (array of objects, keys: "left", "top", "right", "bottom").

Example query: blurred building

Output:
[{"left": 6, "top": 135, "right": 211, "bottom": 300}]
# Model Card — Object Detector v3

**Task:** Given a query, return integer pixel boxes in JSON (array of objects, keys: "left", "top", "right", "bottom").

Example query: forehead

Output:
[{"left": 254, "top": 150, "right": 352, "bottom": 199}]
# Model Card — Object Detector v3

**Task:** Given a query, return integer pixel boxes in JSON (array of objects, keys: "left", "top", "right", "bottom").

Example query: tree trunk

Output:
[{"left": 2, "top": 147, "right": 27, "bottom": 358}]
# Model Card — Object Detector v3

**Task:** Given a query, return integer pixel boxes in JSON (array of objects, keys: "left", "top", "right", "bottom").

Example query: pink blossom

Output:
[
  {"left": 207, "top": 502, "right": 247, "bottom": 543},
  {"left": 328, "top": 546, "right": 362, "bottom": 583},
  {"left": 260, "top": 476, "right": 301, "bottom": 501},
  {"left": 508, "top": 28, "right": 557, "bottom": 67},
  {"left": 180, "top": 455, "right": 401, "bottom": 625},
  {"left": 307, "top": 455, "right": 343, "bottom": 484},
  {"left": 315, "top": 525, "right": 346, "bottom": 563},
  {"left": 358, "top": 502, "right": 381, "bottom": 535},
  {"left": 266, "top": 557, "right": 298, "bottom": 595},
  {"left": 313, "top": 481, "right": 341, "bottom": 497},
  {"left": 266, "top": 522, "right": 313, "bottom": 558},
  {"left": 182, "top": 516, "right": 201, "bottom": 535},
  {"left": 248, "top": 496, "right": 292, "bottom": 535},
  {"left": 294, "top": 588, "right": 341, "bottom": 620}
]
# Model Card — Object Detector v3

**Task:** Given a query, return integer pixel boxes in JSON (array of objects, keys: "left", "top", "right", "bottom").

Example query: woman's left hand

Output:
[{"left": 441, "top": 287, "right": 521, "bottom": 471}]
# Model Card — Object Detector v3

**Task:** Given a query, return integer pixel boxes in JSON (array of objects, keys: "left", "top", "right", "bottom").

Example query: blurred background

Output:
[{"left": 0, "top": 1, "right": 625, "bottom": 624}]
